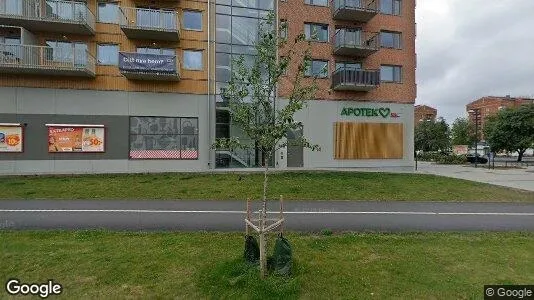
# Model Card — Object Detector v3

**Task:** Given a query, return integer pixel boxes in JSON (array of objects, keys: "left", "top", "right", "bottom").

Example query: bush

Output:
[
  {"left": 416, "top": 152, "right": 445, "bottom": 162},
  {"left": 434, "top": 154, "right": 468, "bottom": 165}
]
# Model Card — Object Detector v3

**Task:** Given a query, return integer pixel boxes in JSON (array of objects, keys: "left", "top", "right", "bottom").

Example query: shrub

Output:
[{"left": 434, "top": 154, "right": 468, "bottom": 165}]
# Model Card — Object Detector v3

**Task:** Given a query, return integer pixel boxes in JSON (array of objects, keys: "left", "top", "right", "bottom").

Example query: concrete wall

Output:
[
  {"left": 276, "top": 99, "right": 414, "bottom": 170},
  {"left": 0, "top": 87, "right": 211, "bottom": 174}
]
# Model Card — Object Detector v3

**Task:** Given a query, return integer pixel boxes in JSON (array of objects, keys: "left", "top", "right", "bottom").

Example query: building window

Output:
[
  {"left": 304, "top": 0, "right": 328, "bottom": 7},
  {"left": 183, "top": 10, "right": 202, "bottom": 30},
  {"left": 381, "top": 0, "right": 401, "bottom": 15},
  {"left": 305, "top": 59, "right": 329, "bottom": 78},
  {"left": 304, "top": 23, "right": 329, "bottom": 42},
  {"left": 97, "top": 44, "right": 118, "bottom": 65},
  {"left": 129, "top": 117, "right": 199, "bottom": 160},
  {"left": 183, "top": 50, "right": 203, "bottom": 70},
  {"left": 97, "top": 2, "right": 118, "bottom": 23},
  {"left": 280, "top": 19, "right": 288, "bottom": 40},
  {"left": 380, "top": 65, "right": 402, "bottom": 82},
  {"left": 335, "top": 62, "right": 361, "bottom": 71},
  {"left": 380, "top": 31, "right": 402, "bottom": 49},
  {"left": 136, "top": 47, "right": 175, "bottom": 56}
]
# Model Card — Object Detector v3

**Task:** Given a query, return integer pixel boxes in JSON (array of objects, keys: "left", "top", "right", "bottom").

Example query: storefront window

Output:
[{"left": 129, "top": 117, "right": 198, "bottom": 159}]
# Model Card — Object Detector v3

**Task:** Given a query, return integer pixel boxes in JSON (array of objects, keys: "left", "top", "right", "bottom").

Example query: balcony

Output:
[
  {"left": 0, "top": 0, "right": 95, "bottom": 35},
  {"left": 333, "top": 0, "right": 379, "bottom": 22},
  {"left": 334, "top": 29, "right": 379, "bottom": 57},
  {"left": 332, "top": 68, "right": 379, "bottom": 91},
  {"left": 119, "top": 51, "right": 180, "bottom": 81},
  {"left": 119, "top": 7, "right": 179, "bottom": 41},
  {"left": 0, "top": 43, "right": 95, "bottom": 77}
]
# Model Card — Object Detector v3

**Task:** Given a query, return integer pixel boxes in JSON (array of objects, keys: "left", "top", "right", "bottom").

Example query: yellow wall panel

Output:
[{"left": 334, "top": 122, "right": 404, "bottom": 159}]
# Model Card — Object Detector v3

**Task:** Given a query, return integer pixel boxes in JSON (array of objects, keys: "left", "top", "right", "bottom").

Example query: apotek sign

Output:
[{"left": 341, "top": 107, "right": 400, "bottom": 118}]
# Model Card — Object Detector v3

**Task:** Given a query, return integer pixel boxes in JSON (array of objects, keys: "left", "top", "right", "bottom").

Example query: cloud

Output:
[{"left": 416, "top": 0, "right": 534, "bottom": 122}]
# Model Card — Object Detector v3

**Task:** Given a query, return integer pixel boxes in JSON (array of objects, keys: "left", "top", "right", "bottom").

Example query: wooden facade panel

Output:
[
  {"left": 0, "top": 0, "right": 209, "bottom": 94},
  {"left": 334, "top": 122, "right": 404, "bottom": 159}
]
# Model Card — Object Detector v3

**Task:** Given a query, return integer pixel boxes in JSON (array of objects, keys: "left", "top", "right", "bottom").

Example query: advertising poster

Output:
[
  {"left": 48, "top": 126, "right": 105, "bottom": 153},
  {"left": 0, "top": 125, "right": 23, "bottom": 152}
]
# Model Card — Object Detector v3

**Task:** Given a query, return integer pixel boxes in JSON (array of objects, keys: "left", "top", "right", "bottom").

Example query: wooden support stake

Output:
[
  {"left": 280, "top": 195, "right": 284, "bottom": 235},
  {"left": 245, "top": 198, "right": 251, "bottom": 236}
]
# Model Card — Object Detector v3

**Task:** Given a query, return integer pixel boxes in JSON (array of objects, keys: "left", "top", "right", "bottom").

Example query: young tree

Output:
[
  {"left": 484, "top": 104, "right": 534, "bottom": 162},
  {"left": 451, "top": 117, "right": 475, "bottom": 146},
  {"left": 214, "top": 13, "right": 320, "bottom": 278},
  {"left": 414, "top": 117, "right": 451, "bottom": 152}
]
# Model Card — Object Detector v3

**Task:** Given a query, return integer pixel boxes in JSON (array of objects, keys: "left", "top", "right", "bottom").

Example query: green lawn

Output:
[
  {"left": 1, "top": 172, "right": 533, "bottom": 201},
  {"left": 1, "top": 231, "right": 533, "bottom": 299}
]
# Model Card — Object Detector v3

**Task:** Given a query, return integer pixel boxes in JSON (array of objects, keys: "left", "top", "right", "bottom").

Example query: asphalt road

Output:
[{"left": 1, "top": 200, "right": 533, "bottom": 232}]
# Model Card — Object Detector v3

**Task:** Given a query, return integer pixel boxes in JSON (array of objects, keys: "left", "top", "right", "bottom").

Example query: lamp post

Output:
[{"left": 468, "top": 109, "right": 481, "bottom": 168}]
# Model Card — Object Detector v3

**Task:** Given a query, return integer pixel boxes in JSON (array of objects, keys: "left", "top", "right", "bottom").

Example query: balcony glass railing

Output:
[
  {"left": 119, "top": 7, "right": 178, "bottom": 31},
  {"left": 0, "top": 43, "right": 95, "bottom": 74},
  {"left": 0, "top": 0, "right": 95, "bottom": 28},
  {"left": 332, "top": 68, "right": 380, "bottom": 88},
  {"left": 333, "top": 0, "right": 379, "bottom": 12},
  {"left": 334, "top": 29, "right": 379, "bottom": 50}
]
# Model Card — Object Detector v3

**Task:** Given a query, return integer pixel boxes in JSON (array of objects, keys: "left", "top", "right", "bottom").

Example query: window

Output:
[
  {"left": 97, "top": 2, "right": 118, "bottom": 23},
  {"left": 136, "top": 47, "right": 175, "bottom": 56},
  {"left": 183, "top": 10, "right": 202, "bottom": 30},
  {"left": 129, "top": 117, "right": 199, "bottom": 160},
  {"left": 304, "top": 0, "right": 328, "bottom": 7},
  {"left": 183, "top": 50, "right": 203, "bottom": 70},
  {"left": 381, "top": 0, "right": 401, "bottom": 15},
  {"left": 280, "top": 19, "right": 288, "bottom": 40},
  {"left": 304, "top": 23, "right": 329, "bottom": 42},
  {"left": 381, "top": 31, "right": 401, "bottom": 48},
  {"left": 97, "top": 44, "right": 118, "bottom": 65},
  {"left": 305, "top": 60, "right": 329, "bottom": 78},
  {"left": 380, "top": 65, "right": 402, "bottom": 82},
  {"left": 335, "top": 62, "right": 361, "bottom": 71}
]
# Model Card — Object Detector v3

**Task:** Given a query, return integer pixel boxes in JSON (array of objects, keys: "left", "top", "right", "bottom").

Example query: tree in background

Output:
[
  {"left": 451, "top": 117, "right": 475, "bottom": 146},
  {"left": 214, "top": 13, "right": 320, "bottom": 278},
  {"left": 484, "top": 104, "right": 534, "bottom": 162},
  {"left": 415, "top": 117, "right": 451, "bottom": 152}
]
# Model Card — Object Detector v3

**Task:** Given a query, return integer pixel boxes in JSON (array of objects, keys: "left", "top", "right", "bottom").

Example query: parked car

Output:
[{"left": 466, "top": 153, "right": 488, "bottom": 164}]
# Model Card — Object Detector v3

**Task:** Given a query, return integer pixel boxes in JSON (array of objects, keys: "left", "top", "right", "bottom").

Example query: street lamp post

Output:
[{"left": 468, "top": 109, "right": 481, "bottom": 168}]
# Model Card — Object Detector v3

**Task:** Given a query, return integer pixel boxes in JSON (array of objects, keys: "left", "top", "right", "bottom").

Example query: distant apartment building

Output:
[
  {"left": 466, "top": 96, "right": 534, "bottom": 140},
  {"left": 0, "top": 0, "right": 416, "bottom": 174},
  {"left": 414, "top": 104, "right": 437, "bottom": 123}
]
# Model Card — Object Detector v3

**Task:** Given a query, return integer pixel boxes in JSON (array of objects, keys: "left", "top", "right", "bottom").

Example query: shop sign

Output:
[
  {"left": 0, "top": 124, "right": 23, "bottom": 153},
  {"left": 47, "top": 125, "right": 105, "bottom": 153},
  {"left": 341, "top": 107, "right": 400, "bottom": 118}
]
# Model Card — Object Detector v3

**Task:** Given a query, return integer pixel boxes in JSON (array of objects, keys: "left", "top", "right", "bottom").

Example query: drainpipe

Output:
[{"left": 207, "top": 0, "right": 213, "bottom": 170}]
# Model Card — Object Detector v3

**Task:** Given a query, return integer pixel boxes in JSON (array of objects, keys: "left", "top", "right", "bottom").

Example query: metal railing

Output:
[
  {"left": 0, "top": 43, "right": 95, "bottom": 74},
  {"left": 333, "top": 0, "right": 379, "bottom": 12},
  {"left": 119, "top": 7, "right": 178, "bottom": 31},
  {"left": 0, "top": 0, "right": 95, "bottom": 28},
  {"left": 334, "top": 29, "right": 379, "bottom": 50},
  {"left": 332, "top": 68, "right": 380, "bottom": 87}
]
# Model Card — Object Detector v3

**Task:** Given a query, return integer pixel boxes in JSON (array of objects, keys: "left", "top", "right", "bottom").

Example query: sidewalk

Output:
[{"left": 416, "top": 162, "right": 534, "bottom": 192}]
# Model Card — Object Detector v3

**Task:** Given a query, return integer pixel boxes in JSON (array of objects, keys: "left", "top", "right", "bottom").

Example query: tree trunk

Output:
[
  {"left": 259, "top": 152, "right": 271, "bottom": 278},
  {"left": 517, "top": 149, "right": 525, "bottom": 162}
]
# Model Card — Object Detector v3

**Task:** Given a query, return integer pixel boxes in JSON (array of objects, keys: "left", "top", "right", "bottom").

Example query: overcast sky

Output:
[{"left": 415, "top": 0, "right": 534, "bottom": 123}]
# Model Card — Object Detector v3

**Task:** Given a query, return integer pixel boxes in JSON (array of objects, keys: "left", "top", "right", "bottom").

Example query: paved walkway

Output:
[{"left": 416, "top": 162, "right": 534, "bottom": 192}]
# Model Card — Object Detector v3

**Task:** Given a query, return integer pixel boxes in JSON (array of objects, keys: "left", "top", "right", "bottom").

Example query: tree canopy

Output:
[
  {"left": 415, "top": 118, "right": 451, "bottom": 152},
  {"left": 451, "top": 117, "right": 475, "bottom": 146},
  {"left": 484, "top": 104, "right": 534, "bottom": 161}
]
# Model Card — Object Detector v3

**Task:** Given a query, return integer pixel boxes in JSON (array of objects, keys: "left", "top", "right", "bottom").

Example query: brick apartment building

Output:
[
  {"left": 0, "top": 0, "right": 416, "bottom": 174},
  {"left": 414, "top": 104, "right": 437, "bottom": 124},
  {"left": 466, "top": 95, "right": 534, "bottom": 140}
]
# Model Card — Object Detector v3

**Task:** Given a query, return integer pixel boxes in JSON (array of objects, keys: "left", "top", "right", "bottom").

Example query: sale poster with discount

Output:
[
  {"left": 48, "top": 127, "right": 105, "bottom": 153},
  {"left": 0, "top": 126, "right": 23, "bottom": 152}
]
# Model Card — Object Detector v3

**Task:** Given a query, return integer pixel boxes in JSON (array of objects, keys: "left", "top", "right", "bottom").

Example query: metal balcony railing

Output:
[
  {"left": 333, "top": 0, "right": 379, "bottom": 22},
  {"left": 334, "top": 29, "right": 379, "bottom": 56},
  {"left": 332, "top": 68, "right": 380, "bottom": 91},
  {"left": 0, "top": 43, "right": 95, "bottom": 77},
  {"left": 0, "top": 0, "right": 95, "bottom": 34}
]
